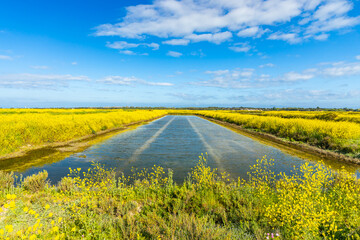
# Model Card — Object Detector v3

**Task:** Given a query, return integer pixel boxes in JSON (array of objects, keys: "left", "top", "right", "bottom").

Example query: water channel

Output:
[{"left": 4, "top": 115, "right": 360, "bottom": 183}]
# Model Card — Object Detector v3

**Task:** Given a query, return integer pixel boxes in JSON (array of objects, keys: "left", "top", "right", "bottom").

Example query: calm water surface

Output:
[{"left": 12, "top": 116, "right": 360, "bottom": 183}]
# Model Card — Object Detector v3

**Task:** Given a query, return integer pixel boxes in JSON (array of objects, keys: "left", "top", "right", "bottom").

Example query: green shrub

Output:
[
  {"left": 0, "top": 171, "right": 14, "bottom": 190},
  {"left": 22, "top": 170, "right": 48, "bottom": 192},
  {"left": 57, "top": 176, "right": 76, "bottom": 192},
  {"left": 315, "top": 112, "right": 338, "bottom": 121}
]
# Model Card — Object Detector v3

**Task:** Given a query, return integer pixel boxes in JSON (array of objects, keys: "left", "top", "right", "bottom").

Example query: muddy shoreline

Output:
[
  {"left": 0, "top": 115, "right": 166, "bottom": 163},
  {"left": 198, "top": 115, "right": 360, "bottom": 165}
]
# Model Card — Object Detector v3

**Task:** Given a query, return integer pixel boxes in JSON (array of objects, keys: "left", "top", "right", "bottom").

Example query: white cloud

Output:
[
  {"left": 98, "top": 75, "right": 173, "bottom": 86},
  {"left": 275, "top": 61, "right": 360, "bottom": 82},
  {"left": 190, "top": 49, "right": 206, "bottom": 57},
  {"left": 281, "top": 72, "right": 314, "bottom": 81},
  {"left": 306, "top": 16, "right": 360, "bottom": 35},
  {"left": 231, "top": 89, "right": 360, "bottom": 104},
  {"left": 259, "top": 63, "right": 275, "bottom": 68},
  {"left": 120, "top": 50, "right": 136, "bottom": 55},
  {"left": 237, "top": 27, "right": 268, "bottom": 38},
  {"left": 314, "top": 1, "right": 352, "bottom": 21},
  {"left": 193, "top": 59, "right": 360, "bottom": 89},
  {"left": 106, "top": 41, "right": 139, "bottom": 49},
  {"left": 313, "top": 33, "right": 329, "bottom": 41},
  {"left": 146, "top": 42, "right": 160, "bottom": 50},
  {"left": 71, "top": 62, "right": 77, "bottom": 65},
  {"left": 195, "top": 69, "right": 257, "bottom": 88},
  {"left": 147, "top": 82, "right": 173, "bottom": 86},
  {"left": 304, "top": 1, "right": 360, "bottom": 36},
  {"left": 0, "top": 73, "right": 90, "bottom": 89},
  {"left": 167, "top": 51, "right": 182, "bottom": 57},
  {"left": 256, "top": 89, "right": 360, "bottom": 101},
  {"left": 94, "top": 0, "right": 360, "bottom": 44},
  {"left": 229, "top": 46, "right": 250, "bottom": 53},
  {"left": 356, "top": 55, "right": 360, "bottom": 60},
  {"left": 31, "top": 65, "right": 48, "bottom": 69},
  {"left": 0, "top": 55, "right": 12, "bottom": 60},
  {"left": 106, "top": 41, "right": 159, "bottom": 54},
  {"left": 162, "top": 39, "right": 190, "bottom": 45},
  {"left": 205, "top": 70, "right": 229, "bottom": 75},
  {"left": 268, "top": 32, "right": 301, "bottom": 44},
  {"left": 0, "top": 73, "right": 89, "bottom": 81},
  {"left": 229, "top": 43, "right": 251, "bottom": 52},
  {"left": 98, "top": 76, "right": 138, "bottom": 85},
  {"left": 185, "top": 31, "right": 232, "bottom": 44},
  {"left": 321, "top": 62, "right": 360, "bottom": 77}
]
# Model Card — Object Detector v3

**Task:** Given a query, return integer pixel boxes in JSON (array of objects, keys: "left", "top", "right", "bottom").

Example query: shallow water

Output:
[{"left": 8, "top": 115, "right": 360, "bottom": 183}]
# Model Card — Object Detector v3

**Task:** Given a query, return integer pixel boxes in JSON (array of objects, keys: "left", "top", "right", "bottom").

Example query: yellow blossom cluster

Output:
[{"left": 0, "top": 109, "right": 167, "bottom": 156}]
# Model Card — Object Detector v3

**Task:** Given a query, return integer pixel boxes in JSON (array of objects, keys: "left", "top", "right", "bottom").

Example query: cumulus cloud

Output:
[
  {"left": 268, "top": 32, "right": 302, "bottom": 44},
  {"left": 163, "top": 32, "right": 231, "bottom": 46},
  {"left": 185, "top": 31, "right": 232, "bottom": 44},
  {"left": 106, "top": 41, "right": 139, "bottom": 49},
  {"left": 167, "top": 51, "right": 182, "bottom": 57},
  {"left": 94, "top": 0, "right": 359, "bottom": 44},
  {"left": 162, "top": 39, "right": 190, "bottom": 45},
  {"left": 237, "top": 27, "right": 268, "bottom": 38},
  {"left": 147, "top": 42, "right": 160, "bottom": 50},
  {"left": 305, "top": 1, "right": 360, "bottom": 35},
  {"left": 0, "top": 73, "right": 90, "bottom": 89},
  {"left": 98, "top": 75, "right": 173, "bottom": 86}
]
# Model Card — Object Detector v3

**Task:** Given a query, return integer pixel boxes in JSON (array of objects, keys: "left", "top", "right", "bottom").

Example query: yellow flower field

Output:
[
  {"left": 0, "top": 156, "right": 359, "bottom": 239},
  {"left": 1, "top": 108, "right": 359, "bottom": 158},
  {"left": 194, "top": 110, "right": 360, "bottom": 156},
  {"left": 238, "top": 110, "right": 360, "bottom": 124},
  {"left": 0, "top": 109, "right": 167, "bottom": 156}
]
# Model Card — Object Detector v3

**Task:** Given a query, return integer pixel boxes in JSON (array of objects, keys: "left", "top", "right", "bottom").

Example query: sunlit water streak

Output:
[{"left": 10, "top": 115, "right": 360, "bottom": 183}]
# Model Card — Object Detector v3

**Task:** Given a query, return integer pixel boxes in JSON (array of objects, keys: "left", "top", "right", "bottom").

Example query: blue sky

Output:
[{"left": 0, "top": 0, "right": 360, "bottom": 108}]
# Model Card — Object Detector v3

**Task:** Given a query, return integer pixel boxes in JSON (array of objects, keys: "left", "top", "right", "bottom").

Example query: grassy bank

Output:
[
  {"left": 2, "top": 108, "right": 360, "bottom": 160},
  {"left": 1, "top": 156, "right": 360, "bottom": 239},
  {"left": 236, "top": 110, "right": 360, "bottom": 124},
  {"left": 194, "top": 111, "right": 360, "bottom": 158},
  {"left": 0, "top": 109, "right": 167, "bottom": 157}
]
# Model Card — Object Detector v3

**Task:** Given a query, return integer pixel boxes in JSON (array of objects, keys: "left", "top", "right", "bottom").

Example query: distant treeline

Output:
[{"left": 1, "top": 106, "right": 359, "bottom": 111}]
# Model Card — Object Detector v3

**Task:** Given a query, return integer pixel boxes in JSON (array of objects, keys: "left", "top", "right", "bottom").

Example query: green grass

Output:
[{"left": 1, "top": 156, "right": 360, "bottom": 239}]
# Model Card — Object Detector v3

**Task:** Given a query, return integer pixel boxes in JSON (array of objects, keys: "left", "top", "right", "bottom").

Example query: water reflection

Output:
[{"left": 8, "top": 115, "right": 360, "bottom": 184}]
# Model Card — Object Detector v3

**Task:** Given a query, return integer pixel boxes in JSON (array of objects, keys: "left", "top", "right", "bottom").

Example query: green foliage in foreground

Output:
[{"left": 1, "top": 156, "right": 360, "bottom": 240}]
